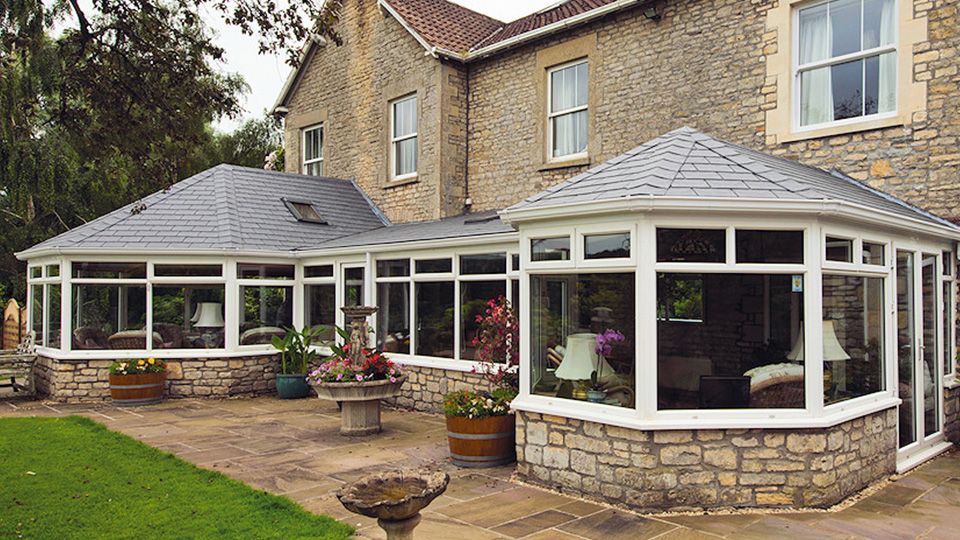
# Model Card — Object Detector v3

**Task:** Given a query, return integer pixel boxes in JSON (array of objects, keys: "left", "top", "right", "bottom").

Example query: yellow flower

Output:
[
  {"left": 148, "top": 358, "right": 155, "bottom": 365},
  {"left": 137, "top": 360, "right": 145, "bottom": 366}
]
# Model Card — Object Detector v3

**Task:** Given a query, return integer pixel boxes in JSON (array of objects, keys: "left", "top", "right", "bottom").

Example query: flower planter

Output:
[
  {"left": 276, "top": 373, "right": 310, "bottom": 399},
  {"left": 109, "top": 372, "right": 166, "bottom": 406},
  {"left": 312, "top": 376, "right": 406, "bottom": 436},
  {"left": 446, "top": 413, "right": 516, "bottom": 468}
]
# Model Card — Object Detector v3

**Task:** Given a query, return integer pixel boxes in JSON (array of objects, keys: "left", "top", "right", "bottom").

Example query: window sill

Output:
[
  {"left": 538, "top": 155, "right": 590, "bottom": 172},
  {"left": 383, "top": 352, "right": 486, "bottom": 373},
  {"left": 384, "top": 175, "right": 419, "bottom": 189},
  {"left": 778, "top": 114, "right": 907, "bottom": 144}
]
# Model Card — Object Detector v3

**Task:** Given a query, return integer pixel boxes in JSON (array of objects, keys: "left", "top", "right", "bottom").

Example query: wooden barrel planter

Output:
[
  {"left": 446, "top": 413, "right": 516, "bottom": 468},
  {"left": 109, "top": 372, "right": 166, "bottom": 406}
]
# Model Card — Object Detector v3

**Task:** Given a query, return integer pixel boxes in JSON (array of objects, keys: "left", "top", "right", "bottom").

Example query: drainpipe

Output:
[{"left": 463, "top": 62, "right": 472, "bottom": 214}]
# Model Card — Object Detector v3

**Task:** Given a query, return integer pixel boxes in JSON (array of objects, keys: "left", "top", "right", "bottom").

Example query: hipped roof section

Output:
[{"left": 504, "top": 127, "right": 960, "bottom": 235}]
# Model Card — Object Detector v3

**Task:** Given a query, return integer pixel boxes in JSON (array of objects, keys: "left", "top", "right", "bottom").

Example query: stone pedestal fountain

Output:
[
  {"left": 337, "top": 469, "right": 449, "bottom": 540},
  {"left": 311, "top": 306, "right": 406, "bottom": 436}
]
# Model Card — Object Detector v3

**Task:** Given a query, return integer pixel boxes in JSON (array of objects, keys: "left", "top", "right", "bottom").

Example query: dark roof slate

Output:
[
  {"left": 22, "top": 165, "right": 389, "bottom": 255},
  {"left": 314, "top": 210, "right": 515, "bottom": 250},
  {"left": 509, "top": 127, "right": 960, "bottom": 230}
]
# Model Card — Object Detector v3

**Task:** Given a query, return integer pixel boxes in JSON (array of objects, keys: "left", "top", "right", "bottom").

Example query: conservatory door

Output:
[{"left": 896, "top": 250, "right": 946, "bottom": 470}]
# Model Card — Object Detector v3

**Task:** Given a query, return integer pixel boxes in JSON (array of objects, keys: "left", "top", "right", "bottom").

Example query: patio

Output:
[{"left": 2, "top": 396, "right": 958, "bottom": 539}]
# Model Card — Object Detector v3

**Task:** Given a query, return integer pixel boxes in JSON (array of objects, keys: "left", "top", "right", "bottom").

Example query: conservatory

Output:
[{"left": 19, "top": 128, "right": 960, "bottom": 511}]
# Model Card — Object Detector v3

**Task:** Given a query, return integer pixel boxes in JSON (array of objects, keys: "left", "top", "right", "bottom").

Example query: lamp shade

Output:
[
  {"left": 785, "top": 320, "right": 850, "bottom": 362},
  {"left": 554, "top": 333, "right": 598, "bottom": 381},
  {"left": 194, "top": 302, "right": 225, "bottom": 329},
  {"left": 189, "top": 304, "right": 201, "bottom": 323}
]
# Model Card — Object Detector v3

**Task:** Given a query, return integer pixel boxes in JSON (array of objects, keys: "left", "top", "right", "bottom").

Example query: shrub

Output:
[
  {"left": 443, "top": 388, "right": 516, "bottom": 419},
  {"left": 109, "top": 358, "right": 166, "bottom": 375}
]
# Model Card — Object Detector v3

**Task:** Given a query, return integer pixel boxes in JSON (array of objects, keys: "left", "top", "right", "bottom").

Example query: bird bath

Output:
[{"left": 337, "top": 469, "right": 450, "bottom": 540}]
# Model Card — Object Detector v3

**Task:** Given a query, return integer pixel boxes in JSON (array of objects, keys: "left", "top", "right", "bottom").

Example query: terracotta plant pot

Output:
[
  {"left": 446, "top": 413, "right": 516, "bottom": 468},
  {"left": 109, "top": 372, "right": 166, "bottom": 406},
  {"left": 276, "top": 373, "right": 310, "bottom": 399}
]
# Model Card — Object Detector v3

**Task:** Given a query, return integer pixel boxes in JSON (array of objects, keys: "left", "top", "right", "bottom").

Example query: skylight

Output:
[{"left": 283, "top": 199, "right": 326, "bottom": 224}]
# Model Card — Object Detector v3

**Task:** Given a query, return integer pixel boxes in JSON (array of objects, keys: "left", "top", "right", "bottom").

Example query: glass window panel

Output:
[
  {"left": 943, "top": 251, "right": 953, "bottom": 276},
  {"left": 922, "top": 254, "right": 940, "bottom": 435},
  {"left": 72, "top": 262, "right": 146, "bottom": 279},
  {"left": 863, "top": 0, "right": 895, "bottom": 49},
  {"left": 799, "top": 2, "right": 829, "bottom": 64},
  {"left": 304, "top": 126, "right": 323, "bottom": 162},
  {"left": 864, "top": 55, "right": 880, "bottom": 116},
  {"left": 863, "top": 242, "right": 885, "bottom": 265},
  {"left": 657, "top": 274, "right": 805, "bottom": 410},
  {"left": 305, "top": 265, "right": 334, "bottom": 278},
  {"left": 530, "top": 273, "right": 635, "bottom": 408},
  {"left": 344, "top": 267, "right": 365, "bottom": 307},
  {"left": 511, "top": 279, "right": 520, "bottom": 322},
  {"left": 29, "top": 267, "right": 42, "bottom": 279},
  {"left": 305, "top": 161, "right": 323, "bottom": 176},
  {"left": 830, "top": 0, "right": 862, "bottom": 57},
  {"left": 657, "top": 229, "right": 726, "bottom": 263},
  {"left": 153, "top": 286, "right": 226, "bottom": 349},
  {"left": 46, "top": 265, "right": 60, "bottom": 278},
  {"left": 460, "top": 281, "right": 507, "bottom": 361},
  {"left": 511, "top": 254, "right": 520, "bottom": 272},
  {"left": 657, "top": 275, "right": 704, "bottom": 323},
  {"left": 377, "top": 282, "right": 410, "bottom": 354},
  {"left": 943, "top": 281, "right": 954, "bottom": 377},
  {"left": 377, "top": 259, "right": 410, "bottom": 278},
  {"left": 585, "top": 233, "right": 630, "bottom": 259},
  {"left": 239, "top": 286, "right": 292, "bottom": 345},
  {"left": 30, "top": 285, "right": 43, "bottom": 346},
  {"left": 825, "top": 237, "right": 853, "bottom": 262},
  {"left": 237, "top": 264, "right": 294, "bottom": 280},
  {"left": 415, "top": 281, "right": 454, "bottom": 358},
  {"left": 415, "top": 259, "right": 452, "bottom": 274},
  {"left": 154, "top": 264, "right": 222, "bottom": 277},
  {"left": 72, "top": 284, "right": 147, "bottom": 350},
  {"left": 822, "top": 275, "right": 885, "bottom": 405},
  {"left": 460, "top": 253, "right": 506, "bottom": 275},
  {"left": 800, "top": 65, "right": 834, "bottom": 126},
  {"left": 393, "top": 96, "right": 416, "bottom": 137},
  {"left": 832, "top": 59, "right": 864, "bottom": 121},
  {"left": 47, "top": 285, "right": 61, "bottom": 348},
  {"left": 551, "top": 110, "right": 588, "bottom": 158},
  {"left": 305, "top": 284, "right": 336, "bottom": 343},
  {"left": 897, "top": 251, "right": 916, "bottom": 447},
  {"left": 395, "top": 137, "right": 417, "bottom": 177},
  {"left": 550, "top": 62, "right": 587, "bottom": 112},
  {"left": 736, "top": 230, "right": 804, "bottom": 263},
  {"left": 531, "top": 238, "right": 570, "bottom": 262}
]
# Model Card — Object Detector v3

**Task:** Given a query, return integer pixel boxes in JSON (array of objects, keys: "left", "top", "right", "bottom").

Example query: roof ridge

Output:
[
  {"left": 350, "top": 178, "right": 392, "bottom": 226},
  {"left": 216, "top": 166, "right": 243, "bottom": 249}
]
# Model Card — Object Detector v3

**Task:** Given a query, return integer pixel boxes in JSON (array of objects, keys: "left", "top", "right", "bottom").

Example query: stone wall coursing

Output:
[
  {"left": 386, "top": 365, "right": 493, "bottom": 414},
  {"left": 33, "top": 354, "right": 279, "bottom": 403},
  {"left": 946, "top": 384, "right": 960, "bottom": 445},
  {"left": 516, "top": 408, "right": 897, "bottom": 512},
  {"left": 282, "top": 0, "right": 448, "bottom": 224}
]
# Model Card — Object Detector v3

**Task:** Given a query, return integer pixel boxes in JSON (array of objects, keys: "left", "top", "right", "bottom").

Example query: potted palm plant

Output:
[
  {"left": 271, "top": 326, "right": 324, "bottom": 399},
  {"left": 444, "top": 296, "right": 519, "bottom": 468}
]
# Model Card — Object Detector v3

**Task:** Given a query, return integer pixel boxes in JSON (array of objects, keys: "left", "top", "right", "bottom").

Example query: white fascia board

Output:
[
  {"left": 271, "top": 36, "right": 327, "bottom": 114},
  {"left": 295, "top": 231, "right": 520, "bottom": 258},
  {"left": 16, "top": 247, "right": 293, "bottom": 261},
  {"left": 499, "top": 196, "right": 960, "bottom": 241}
]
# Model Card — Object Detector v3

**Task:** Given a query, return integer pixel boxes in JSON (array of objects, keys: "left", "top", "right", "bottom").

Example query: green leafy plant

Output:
[
  {"left": 443, "top": 388, "right": 516, "bottom": 419},
  {"left": 109, "top": 358, "right": 166, "bottom": 375},
  {"left": 272, "top": 326, "right": 326, "bottom": 375}
]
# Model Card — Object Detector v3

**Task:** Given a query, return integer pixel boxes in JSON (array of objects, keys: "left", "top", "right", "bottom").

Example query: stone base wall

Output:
[
  {"left": 386, "top": 365, "right": 493, "bottom": 414},
  {"left": 516, "top": 408, "right": 897, "bottom": 512},
  {"left": 34, "top": 354, "right": 279, "bottom": 403},
  {"left": 946, "top": 384, "right": 960, "bottom": 445}
]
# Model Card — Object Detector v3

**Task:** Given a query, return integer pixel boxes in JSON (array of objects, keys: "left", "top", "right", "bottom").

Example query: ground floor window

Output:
[
  {"left": 377, "top": 282, "right": 410, "bottom": 354},
  {"left": 415, "top": 282, "right": 454, "bottom": 358},
  {"left": 460, "top": 281, "right": 506, "bottom": 360},
  {"left": 30, "top": 285, "right": 43, "bottom": 346},
  {"left": 530, "top": 273, "right": 635, "bottom": 408},
  {"left": 305, "top": 284, "right": 336, "bottom": 343},
  {"left": 822, "top": 275, "right": 885, "bottom": 405},
  {"left": 239, "top": 286, "right": 291, "bottom": 346},
  {"left": 72, "top": 284, "right": 147, "bottom": 349},
  {"left": 153, "top": 286, "right": 225, "bottom": 349},
  {"left": 657, "top": 273, "right": 805, "bottom": 410},
  {"left": 47, "top": 285, "right": 61, "bottom": 348}
]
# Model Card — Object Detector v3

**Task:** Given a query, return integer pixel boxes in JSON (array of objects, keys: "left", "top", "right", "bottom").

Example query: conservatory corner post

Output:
[
  {"left": 224, "top": 260, "right": 239, "bottom": 350},
  {"left": 637, "top": 220, "right": 658, "bottom": 420},
  {"left": 805, "top": 222, "right": 825, "bottom": 415},
  {"left": 62, "top": 259, "right": 72, "bottom": 352}
]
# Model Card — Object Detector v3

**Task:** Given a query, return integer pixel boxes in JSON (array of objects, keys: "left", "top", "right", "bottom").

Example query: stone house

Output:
[{"left": 18, "top": 0, "right": 960, "bottom": 514}]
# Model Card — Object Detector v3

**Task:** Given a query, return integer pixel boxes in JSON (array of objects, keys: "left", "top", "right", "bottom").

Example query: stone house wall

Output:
[
  {"left": 385, "top": 365, "right": 493, "bottom": 414},
  {"left": 516, "top": 407, "right": 898, "bottom": 512},
  {"left": 33, "top": 354, "right": 280, "bottom": 403}
]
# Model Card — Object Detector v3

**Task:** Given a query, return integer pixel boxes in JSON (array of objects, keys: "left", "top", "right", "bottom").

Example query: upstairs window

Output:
[
  {"left": 302, "top": 124, "right": 323, "bottom": 176},
  {"left": 797, "top": 0, "right": 896, "bottom": 128},
  {"left": 547, "top": 60, "right": 588, "bottom": 159},
  {"left": 390, "top": 94, "right": 418, "bottom": 179}
]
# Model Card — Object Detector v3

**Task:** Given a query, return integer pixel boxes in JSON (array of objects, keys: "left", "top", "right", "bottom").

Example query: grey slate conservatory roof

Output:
[
  {"left": 20, "top": 165, "right": 390, "bottom": 256},
  {"left": 507, "top": 127, "right": 960, "bottom": 232}
]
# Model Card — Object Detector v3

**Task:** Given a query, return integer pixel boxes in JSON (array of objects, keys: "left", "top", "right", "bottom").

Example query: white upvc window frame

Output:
[
  {"left": 301, "top": 123, "right": 324, "bottom": 176},
  {"left": 546, "top": 58, "right": 589, "bottom": 162},
  {"left": 941, "top": 248, "right": 957, "bottom": 380},
  {"left": 389, "top": 94, "right": 418, "bottom": 181},
  {"left": 26, "top": 260, "right": 63, "bottom": 350},
  {"left": 792, "top": 0, "right": 899, "bottom": 133},
  {"left": 236, "top": 260, "right": 297, "bottom": 351}
]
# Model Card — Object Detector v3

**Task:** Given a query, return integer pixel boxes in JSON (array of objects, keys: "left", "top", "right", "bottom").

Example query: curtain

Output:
[
  {"left": 799, "top": 5, "right": 833, "bottom": 126},
  {"left": 550, "top": 63, "right": 587, "bottom": 157},
  {"left": 878, "top": 0, "right": 896, "bottom": 113}
]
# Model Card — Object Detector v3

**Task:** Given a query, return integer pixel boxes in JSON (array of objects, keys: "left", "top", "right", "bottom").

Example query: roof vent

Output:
[{"left": 283, "top": 198, "right": 327, "bottom": 224}]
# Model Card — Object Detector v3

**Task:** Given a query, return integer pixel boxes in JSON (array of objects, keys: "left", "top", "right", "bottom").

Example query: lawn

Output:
[{"left": 0, "top": 416, "right": 353, "bottom": 539}]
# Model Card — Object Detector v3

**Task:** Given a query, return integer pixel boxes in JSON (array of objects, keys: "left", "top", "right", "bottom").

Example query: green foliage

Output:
[
  {"left": 109, "top": 357, "right": 167, "bottom": 375},
  {"left": 0, "top": 416, "right": 352, "bottom": 539},
  {"left": 271, "top": 326, "right": 326, "bottom": 375},
  {"left": 443, "top": 388, "right": 517, "bottom": 419}
]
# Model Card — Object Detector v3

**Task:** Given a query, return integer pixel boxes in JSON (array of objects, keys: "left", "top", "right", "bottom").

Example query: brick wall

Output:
[
  {"left": 34, "top": 354, "right": 280, "bottom": 403},
  {"left": 516, "top": 407, "right": 898, "bottom": 512}
]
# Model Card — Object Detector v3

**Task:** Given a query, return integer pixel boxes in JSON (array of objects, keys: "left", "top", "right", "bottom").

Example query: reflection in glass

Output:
[
  {"left": 72, "top": 284, "right": 147, "bottom": 349},
  {"left": 822, "top": 275, "right": 884, "bottom": 404},
  {"left": 736, "top": 230, "right": 804, "bottom": 263},
  {"left": 863, "top": 242, "right": 885, "bottom": 265},
  {"left": 460, "top": 281, "right": 506, "bottom": 360},
  {"left": 344, "top": 267, "right": 364, "bottom": 306},
  {"left": 73, "top": 262, "right": 146, "bottom": 279},
  {"left": 154, "top": 264, "right": 222, "bottom": 277},
  {"left": 825, "top": 237, "right": 853, "bottom": 262},
  {"left": 531, "top": 238, "right": 570, "bottom": 262},
  {"left": 153, "top": 286, "right": 226, "bottom": 348},
  {"left": 305, "top": 284, "right": 336, "bottom": 343},
  {"left": 377, "top": 259, "right": 410, "bottom": 277},
  {"left": 47, "top": 285, "right": 61, "bottom": 348},
  {"left": 416, "top": 282, "right": 454, "bottom": 358},
  {"left": 239, "top": 286, "right": 292, "bottom": 345},
  {"left": 657, "top": 274, "right": 805, "bottom": 410},
  {"left": 377, "top": 282, "right": 410, "bottom": 354},
  {"left": 238, "top": 264, "right": 294, "bottom": 280},
  {"left": 584, "top": 233, "right": 630, "bottom": 259},
  {"left": 416, "top": 259, "right": 451, "bottom": 274},
  {"left": 943, "top": 281, "right": 954, "bottom": 377},
  {"left": 460, "top": 253, "right": 506, "bottom": 275},
  {"left": 30, "top": 285, "right": 43, "bottom": 346},
  {"left": 922, "top": 254, "right": 940, "bottom": 436},
  {"left": 897, "top": 251, "right": 916, "bottom": 448},
  {"left": 530, "top": 273, "right": 635, "bottom": 408},
  {"left": 657, "top": 229, "right": 725, "bottom": 263}
]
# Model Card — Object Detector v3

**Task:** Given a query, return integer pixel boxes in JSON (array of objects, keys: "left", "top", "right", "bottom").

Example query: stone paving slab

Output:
[{"left": 2, "top": 396, "right": 960, "bottom": 539}]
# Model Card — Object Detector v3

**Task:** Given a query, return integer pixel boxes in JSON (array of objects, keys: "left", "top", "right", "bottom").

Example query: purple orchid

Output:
[{"left": 595, "top": 329, "right": 625, "bottom": 358}]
